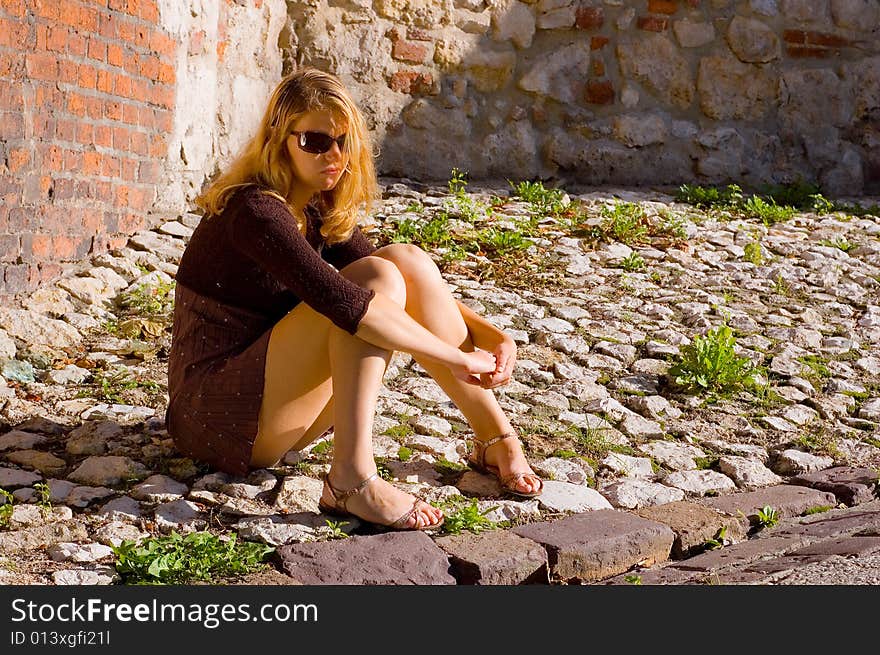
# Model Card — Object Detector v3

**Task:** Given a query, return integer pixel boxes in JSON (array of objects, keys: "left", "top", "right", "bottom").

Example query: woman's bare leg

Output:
[
  {"left": 251, "top": 255, "right": 442, "bottom": 527},
  {"left": 373, "top": 243, "right": 541, "bottom": 495}
]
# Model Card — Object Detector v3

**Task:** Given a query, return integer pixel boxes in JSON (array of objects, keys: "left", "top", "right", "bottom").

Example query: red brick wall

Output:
[{"left": 0, "top": 0, "right": 177, "bottom": 298}]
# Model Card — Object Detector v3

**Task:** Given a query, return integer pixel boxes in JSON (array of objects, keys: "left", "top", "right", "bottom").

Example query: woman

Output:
[{"left": 166, "top": 67, "right": 542, "bottom": 532}]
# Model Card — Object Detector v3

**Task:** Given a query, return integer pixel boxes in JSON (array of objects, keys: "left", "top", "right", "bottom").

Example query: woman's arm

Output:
[
  {"left": 355, "top": 293, "right": 496, "bottom": 385},
  {"left": 455, "top": 299, "right": 517, "bottom": 388}
]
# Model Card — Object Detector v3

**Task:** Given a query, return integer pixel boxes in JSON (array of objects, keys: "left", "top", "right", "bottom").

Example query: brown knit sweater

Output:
[{"left": 174, "top": 185, "right": 377, "bottom": 335}]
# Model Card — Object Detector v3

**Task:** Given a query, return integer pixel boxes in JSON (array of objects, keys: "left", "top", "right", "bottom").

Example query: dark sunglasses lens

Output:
[{"left": 300, "top": 132, "right": 344, "bottom": 154}]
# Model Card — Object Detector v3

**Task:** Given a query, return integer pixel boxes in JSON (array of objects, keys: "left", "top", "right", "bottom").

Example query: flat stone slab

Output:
[
  {"left": 601, "top": 479, "right": 685, "bottom": 510},
  {"left": 537, "top": 480, "right": 613, "bottom": 513},
  {"left": 698, "top": 485, "right": 837, "bottom": 526},
  {"left": 634, "top": 501, "right": 748, "bottom": 559},
  {"left": 771, "top": 502, "right": 880, "bottom": 540},
  {"left": 789, "top": 466, "right": 879, "bottom": 506},
  {"left": 276, "top": 531, "right": 456, "bottom": 585},
  {"left": 668, "top": 536, "right": 806, "bottom": 573},
  {"left": 0, "top": 522, "right": 89, "bottom": 554},
  {"left": 435, "top": 530, "right": 548, "bottom": 585},
  {"left": 512, "top": 510, "right": 674, "bottom": 583}
]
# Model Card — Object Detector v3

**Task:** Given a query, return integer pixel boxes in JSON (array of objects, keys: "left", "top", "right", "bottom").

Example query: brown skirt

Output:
[{"left": 165, "top": 283, "right": 279, "bottom": 476}]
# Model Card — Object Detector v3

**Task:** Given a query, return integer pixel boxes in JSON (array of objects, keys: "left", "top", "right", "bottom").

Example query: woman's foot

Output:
[
  {"left": 469, "top": 432, "right": 543, "bottom": 497},
  {"left": 320, "top": 468, "right": 444, "bottom": 530}
]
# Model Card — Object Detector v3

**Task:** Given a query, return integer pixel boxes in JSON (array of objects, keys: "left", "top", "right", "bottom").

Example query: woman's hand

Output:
[
  {"left": 477, "top": 334, "right": 517, "bottom": 389},
  {"left": 449, "top": 349, "right": 497, "bottom": 386}
]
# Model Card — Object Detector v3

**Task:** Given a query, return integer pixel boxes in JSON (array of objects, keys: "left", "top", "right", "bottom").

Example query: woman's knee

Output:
[
  {"left": 341, "top": 255, "right": 407, "bottom": 306},
  {"left": 373, "top": 243, "right": 440, "bottom": 286}
]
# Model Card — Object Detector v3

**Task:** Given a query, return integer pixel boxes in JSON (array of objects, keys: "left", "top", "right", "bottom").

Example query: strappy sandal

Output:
[
  {"left": 468, "top": 432, "right": 544, "bottom": 498},
  {"left": 318, "top": 472, "right": 444, "bottom": 531}
]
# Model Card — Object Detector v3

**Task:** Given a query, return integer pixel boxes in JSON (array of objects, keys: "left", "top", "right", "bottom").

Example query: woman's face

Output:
[{"left": 286, "top": 110, "right": 349, "bottom": 196}]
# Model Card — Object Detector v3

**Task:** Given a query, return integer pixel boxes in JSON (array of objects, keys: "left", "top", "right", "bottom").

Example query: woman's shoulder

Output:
[{"left": 232, "top": 184, "right": 292, "bottom": 219}]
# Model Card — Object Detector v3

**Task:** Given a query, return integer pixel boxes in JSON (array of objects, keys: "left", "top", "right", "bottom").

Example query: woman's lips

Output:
[{"left": 322, "top": 167, "right": 339, "bottom": 174}]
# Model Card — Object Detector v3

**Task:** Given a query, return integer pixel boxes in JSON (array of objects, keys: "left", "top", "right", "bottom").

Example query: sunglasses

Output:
[{"left": 291, "top": 131, "right": 347, "bottom": 154}]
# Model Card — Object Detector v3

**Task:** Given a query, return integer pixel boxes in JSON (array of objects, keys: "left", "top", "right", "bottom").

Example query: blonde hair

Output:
[{"left": 195, "top": 67, "right": 378, "bottom": 245}]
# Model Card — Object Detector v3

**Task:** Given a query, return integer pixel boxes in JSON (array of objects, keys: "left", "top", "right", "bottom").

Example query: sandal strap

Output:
[
  {"left": 500, "top": 471, "right": 543, "bottom": 489},
  {"left": 389, "top": 499, "right": 422, "bottom": 530},
  {"left": 471, "top": 431, "right": 518, "bottom": 469},
  {"left": 324, "top": 471, "right": 379, "bottom": 514}
]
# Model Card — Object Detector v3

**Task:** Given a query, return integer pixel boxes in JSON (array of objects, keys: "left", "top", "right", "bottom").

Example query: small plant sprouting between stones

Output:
[
  {"left": 397, "top": 446, "right": 413, "bottom": 462},
  {"left": 433, "top": 458, "right": 468, "bottom": 475},
  {"left": 619, "top": 251, "right": 646, "bottom": 272},
  {"left": 669, "top": 324, "right": 759, "bottom": 395},
  {"left": 117, "top": 280, "right": 175, "bottom": 316},
  {"left": 323, "top": 520, "right": 350, "bottom": 540},
  {"left": 439, "top": 497, "right": 499, "bottom": 535},
  {"left": 374, "top": 457, "right": 393, "bottom": 481},
  {"left": 34, "top": 482, "right": 52, "bottom": 514},
  {"left": 819, "top": 237, "right": 855, "bottom": 253},
  {"left": 624, "top": 574, "right": 643, "bottom": 585},
  {"left": 511, "top": 179, "right": 568, "bottom": 218},
  {"left": 755, "top": 505, "right": 779, "bottom": 529},
  {"left": 742, "top": 241, "right": 764, "bottom": 265},
  {"left": 112, "top": 531, "right": 274, "bottom": 585},
  {"left": 802, "top": 505, "right": 834, "bottom": 516},
  {"left": 77, "top": 365, "right": 161, "bottom": 404},
  {"left": 704, "top": 526, "right": 729, "bottom": 551},
  {"left": 0, "top": 488, "right": 13, "bottom": 529}
]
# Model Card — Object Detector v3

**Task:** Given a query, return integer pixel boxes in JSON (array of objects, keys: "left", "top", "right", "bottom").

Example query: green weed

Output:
[
  {"left": 704, "top": 525, "right": 729, "bottom": 551},
  {"left": 669, "top": 324, "right": 758, "bottom": 395},
  {"left": 599, "top": 202, "right": 649, "bottom": 244},
  {"left": 397, "top": 446, "right": 413, "bottom": 462},
  {"left": 0, "top": 488, "right": 13, "bottom": 529},
  {"left": 819, "top": 237, "right": 855, "bottom": 253},
  {"left": 323, "top": 520, "right": 350, "bottom": 540},
  {"left": 34, "top": 482, "right": 51, "bottom": 514},
  {"left": 112, "top": 531, "right": 274, "bottom": 585},
  {"left": 624, "top": 574, "right": 643, "bottom": 585},
  {"left": 619, "top": 252, "right": 646, "bottom": 272},
  {"left": 75, "top": 365, "right": 160, "bottom": 404},
  {"left": 439, "top": 497, "right": 499, "bottom": 535},
  {"left": 802, "top": 505, "right": 833, "bottom": 516},
  {"left": 755, "top": 505, "right": 779, "bottom": 529},
  {"left": 117, "top": 280, "right": 175, "bottom": 316},
  {"left": 740, "top": 195, "right": 797, "bottom": 226},
  {"left": 382, "top": 424, "right": 415, "bottom": 440},
  {"left": 742, "top": 241, "right": 764, "bottom": 265},
  {"left": 433, "top": 458, "right": 468, "bottom": 475},
  {"left": 511, "top": 179, "right": 568, "bottom": 218}
]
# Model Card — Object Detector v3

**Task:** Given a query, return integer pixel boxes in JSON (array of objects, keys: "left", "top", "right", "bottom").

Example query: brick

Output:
[
  {"left": 97, "top": 11, "right": 117, "bottom": 39},
  {"left": 118, "top": 212, "right": 144, "bottom": 232},
  {"left": 786, "top": 45, "right": 831, "bottom": 58},
  {"left": 56, "top": 118, "right": 76, "bottom": 142},
  {"left": 112, "top": 125, "right": 129, "bottom": 150},
  {"left": 388, "top": 70, "right": 434, "bottom": 95},
  {"left": 392, "top": 39, "right": 429, "bottom": 64},
  {"left": 138, "top": 160, "right": 158, "bottom": 184},
  {"left": 81, "top": 208, "right": 103, "bottom": 232},
  {"left": 41, "top": 144, "right": 64, "bottom": 172},
  {"left": 106, "top": 43, "right": 124, "bottom": 68},
  {"left": 96, "top": 68, "right": 113, "bottom": 93},
  {"left": 575, "top": 6, "right": 604, "bottom": 29},
  {"left": 637, "top": 15, "right": 668, "bottom": 31},
  {"left": 105, "top": 100, "right": 123, "bottom": 121},
  {"left": 82, "top": 151, "right": 102, "bottom": 176},
  {"left": 648, "top": 0, "right": 678, "bottom": 14},
  {"left": 76, "top": 4, "right": 98, "bottom": 32},
  {"left": 138, "top": 53, "right": 159, "bottom": 80},
  {"left": 78, "top": 63, "right": 97, "bottom": 89},
  {"left": 114, "top": 73, "right": 132, "bottom": 97},
  {"left": 591, "top": 35, "right": 609, "bottom": 50},
  {"left": 108, "top": 0, "right": 127, "bottom": 12},
  {"left": 0, "top": 112, "right": 23, "bottom": 139},
  {"left": 67, "top": 92, "right": 87, "bottom": 117},
  {"left": 7, "top": 148, "right": 31, "bottom": 173},
  {"left": 25, "top": 52, "right": 58, "bottom": 81},
  {"left": 87, "top": 95, "right": 104, "bottom": 120},
  {"left": 157, "top": 62, "right": 174, "bottom": 84},
  {"left": 130, "top": 78, "right": 148, "bottom": 103},
  {"left": 585, "top": 79, "right": 614, "bottom": 105},
  {"left": 101, "top": 154, "right": 120, "bottom": 178},
  {"left": 783, "top": 30, "right": 851, "bottom": 48},
  {"left": 0, "top": 234, "right": 19, "bottom": 262},
  {"left": 46, "top": 24, "right": 67, "bottom": 52},
  {"left": 4, "top": 263, "right": 32, "bottom": 293},
  {"left": 149, "top": 134, "right": 166, "bottom": 157},
  {"left": 129, "top": 130, "right": 147, "bottom": 156},
  {"left": 67, "top": 32, "right": 87, "bottom": 57},
  {"left": 592, "top": 60, "right": 605, "bottom": 77},
  {"left": 75, "top": 121, "right": 93, "bottom": 145},
  {"left": 121, "top": 158, "right": 138, "bottom": 181},
  {"left": 63, "top": 149, "right": 81, "bottom": 171},
  {"left": 94, "top": 124, "right": 112, "bottom": 148},
  {"left": 92, "top": 180, "right": 113, "bottom": 203},
  {"left": 88, "top": 37, "right": 106, "bottom": 62},
  {"left": 153, "top": 84, "right": 174, "bottom": 109},
  {"left": 138, "top": 0, "right": 159, "bottom": 22},
  {"left": 54, "top": 177, "right": 75, "bottom": 200},
  {"left": 149, "top": 30, "right": 176, "bottom": 58},
  {"left": 59, "top": 60, "right": 78, "bottom": 84}
]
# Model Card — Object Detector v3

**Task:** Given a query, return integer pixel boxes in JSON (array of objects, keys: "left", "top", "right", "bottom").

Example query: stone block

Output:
[
  {"left": 435, "top": 530, "right": 548, "bottom": 585},
  {"left": 789, "top": 466, "right": 879, "bottom": 506}
]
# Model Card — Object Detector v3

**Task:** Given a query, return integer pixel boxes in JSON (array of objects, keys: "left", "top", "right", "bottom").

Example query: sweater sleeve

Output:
[
  {"left": 229, "top": 189, "right": 375, "bottom": 335},
  {"left": 323, "top": 223, "right": 378, "bottom": 271}
]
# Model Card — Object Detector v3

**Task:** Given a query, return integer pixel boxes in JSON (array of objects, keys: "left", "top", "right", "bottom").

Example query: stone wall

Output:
[
  {"left": 286, "top": 0, "right": 879, "bottom": 194},
  {"left": 2, "top": 0, "right": 878, "bottom": 299},
  {"left": 0, "top": 0, "right": 285, "bottom": 300}
]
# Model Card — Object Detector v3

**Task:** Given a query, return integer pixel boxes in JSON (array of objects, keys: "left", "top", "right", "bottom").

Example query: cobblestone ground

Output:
[{"left": 0, "top": 178, "right": 878, "bottom": 585}]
